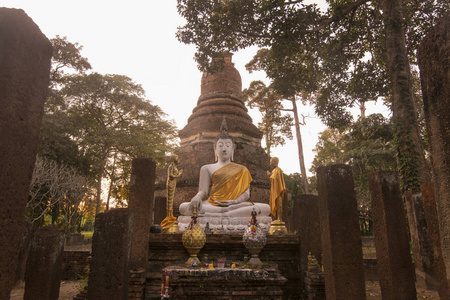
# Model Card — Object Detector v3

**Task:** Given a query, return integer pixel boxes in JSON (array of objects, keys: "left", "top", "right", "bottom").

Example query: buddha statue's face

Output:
[
  {"left": 270, "top": 157, "right": 279, "bottom": 169},
  {"left": 171, "top": 154, "right": 179, "bottom": 165},
  {"left": 215, "top": 138, "right": 234, "bottom": 162}
]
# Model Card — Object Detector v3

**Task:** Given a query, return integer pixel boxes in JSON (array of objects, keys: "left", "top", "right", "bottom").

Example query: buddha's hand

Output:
[
  {"left": 221, "top": 202, "right": 253, "bottom": 212},
  {"left": 191, "top": 194, "right": 203, "bottom": 212},
  {"left": 214, "top": 200, "right": 229, "bottom": 207},
  {"left": 214, "top": 200, "right": 239, "bottom": 207}
]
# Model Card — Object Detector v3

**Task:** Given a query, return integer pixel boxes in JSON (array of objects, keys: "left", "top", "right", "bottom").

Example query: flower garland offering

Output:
[
  {"left": 248, "top": 208, "right": 258, "bottom": 241},
  {"left": 208, "top": 262, "right": 215, "bottom": 270},
  {"left": 161, "top": 270, "right": 170, "bottom": 299}
]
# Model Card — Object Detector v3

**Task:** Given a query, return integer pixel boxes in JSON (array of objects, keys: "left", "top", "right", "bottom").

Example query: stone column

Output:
[
  {"left": 87, "top": 209, "right": 134, "bottom": 300},
  {"left": 369, "top": 171, "right": 416, "bottom": 300},
  {"left": 128, "top": 158, "right": 156, "bottom": 270},
  {"left": 417, "top": 13, "right": 450, "bottom": 281},
  {"left": 317, "top": 165, "right": 366, "bottom": 300},
  {"left": 14, "top": 220, "right": 32, "bottom": 286},
  {"left": 153, "top": 196, "right": 167, "bottom": 225},
  {"left": 421, "top": 183, "right": 450, "bottom": 299},
  {"left": 282, "top": 192, "right": 292, "bottom": 232},
  {"left": 294, "top": 194, "right": 324, "bottom": 299},
  {"left": 0, "top": 8, "right": 52, "bottom": 298},
  {"left": 294, "top": 195, "right": 322, "bottom": 275},
  {"left": 404, "top": 191, "right": 435, "bottom": 289},
  {"left": 24, "top": 225, "right": 64, "bottom": 300}
]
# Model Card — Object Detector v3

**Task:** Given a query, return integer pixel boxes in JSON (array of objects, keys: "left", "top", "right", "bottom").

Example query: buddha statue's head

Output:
[
  {"left": 170, "top": 153, "right": 179, "bottom": 165},
  {"left": 270, "top": 157, "right": 279, "bottom": 169},
  {"left": 214, "top": 118, "right": 234, "bottom": 162}
]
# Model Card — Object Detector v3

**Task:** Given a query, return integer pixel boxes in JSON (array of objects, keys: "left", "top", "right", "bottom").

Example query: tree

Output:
[
  {"left": 242, "top": 81, "right": 293, "bottom": 156},
  {"left": 378, "top": 0, "right": 431, "bottom": 191},
  {"left": 284, "top": 96, "right": 310, "bottom": 193},
  {"left": 29, "top": 37, "right": 95, "bottom": 230},
  {"left": 311, "top": 114, "right": 396, "bottom": 230},
  {"left": 342, "top": 114, "right": 396, "bottom": 206},
  {"left": 245, "top": 48, "right": 317, "bottom": 193},
  {"left": 62, "top": 73, "right": 178, "bottom": 214},
  {"left": 243, "top": 79, "right": 312, "bottom": 192},
  {"left": 38, "top": 36, "right": 93, "bottom": 175},
  {"left": 176, "top": 0, "right": 449, "bottom": 192},
  {"left": 312, "top": 114, "right": 396, "bottom": 178},
  {"left": 27, "top": 156, "right": 92, "bottom": 232},
  {"left": 104, "top": 151, "right": 133, "bottom": 209},
  {"left": 310, "top": 128, "right": 347, "bottom": 173},
  {"left": 283, "top": 172, "right": 305, "bottom": 197},
  {"left": 38, "top": 36, "right": 178, "bottom": 218}
]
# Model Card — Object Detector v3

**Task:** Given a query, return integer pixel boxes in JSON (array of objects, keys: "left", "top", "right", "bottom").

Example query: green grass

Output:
[{"left": 81, "top": 231, "right": 93, "bottom": 240}]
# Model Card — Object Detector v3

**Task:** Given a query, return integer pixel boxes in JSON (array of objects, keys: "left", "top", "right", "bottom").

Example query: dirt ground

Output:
[
  {"left": 10, "top": 280, "right": 83, "bottom": 300},
  {"left": 365, "top": 281, "right": 440, "bottom": 299}
]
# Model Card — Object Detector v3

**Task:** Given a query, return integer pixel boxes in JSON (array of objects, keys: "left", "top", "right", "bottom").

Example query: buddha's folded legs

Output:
[{"left": 179, "top": 200, "right": 270, "bottom": 217}]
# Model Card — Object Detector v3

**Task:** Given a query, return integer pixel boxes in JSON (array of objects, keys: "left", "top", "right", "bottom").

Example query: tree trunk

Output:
[
  {"left": 380, "top": 0, "right": 431, "bottom": 192},
  {"left": 95, "top": 165, "right": 104, "bottom": 215},
  {"left": 105, "top": 152, "right": 117, "bottom": 211},
  {"left": 105, "top": 178, "right": 113, "bottom": 211},
  {"left": 291, "top": 99, "right": 310, "bottom": 194},
  {"left": 382, "top": 0, "right": 442, "bottom": 288},
  {"left": 51, "top": 202, "right": 59, "bottom": 224},
  {"left": 359, "top": 101, "right": 366, "bottom": 118},
  {"left": 265, "top": 131, "right": 271, "bottom": 157}
]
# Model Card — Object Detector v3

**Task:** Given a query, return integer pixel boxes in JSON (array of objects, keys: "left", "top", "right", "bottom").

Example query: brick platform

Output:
[
  {"left": 129, "top": 269, "right": 147, "bottom": 300},
  {"left": 303, "top": 270, "right": 325, "bottom": 300},
  {"left": 146, "top": 233, "right": 301, "bottom": 299},
  {"left": 160, "top": 266, "right": 286, "bottom": 299}
]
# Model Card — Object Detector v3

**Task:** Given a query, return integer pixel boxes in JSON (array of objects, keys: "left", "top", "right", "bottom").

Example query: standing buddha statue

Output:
[
  {"left": 268, "top": 157, "right": 288, "bottom": 234},
  {"left": 161, "top": 154, "right": 183, "bottom": 233}
]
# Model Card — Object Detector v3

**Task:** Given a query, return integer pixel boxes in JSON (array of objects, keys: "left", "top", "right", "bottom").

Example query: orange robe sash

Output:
[
  {"left": 269, "top": 167, "right": 286, "bottom": 216},
  {"left": 207, "top": 163, "right": 253, "bottom": 206}
]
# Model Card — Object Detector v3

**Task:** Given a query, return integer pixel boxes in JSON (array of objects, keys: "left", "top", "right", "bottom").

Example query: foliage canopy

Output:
[
  {"left": 177, "top": 0, "right": 448, "bottom": 127},
  {"left": 32, "top": 36, "right": 178, "bottom": 228},
  {"left": 243, "top": 80, "right": 294, "bottom": 156}
]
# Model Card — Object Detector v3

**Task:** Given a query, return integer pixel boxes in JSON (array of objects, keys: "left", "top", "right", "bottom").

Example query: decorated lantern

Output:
[
  {"left": 242, "top": 208, "right": 267, "bottom": 267},
  {"left": 181, "top": 205, "right": 206, "bottom": 267}
]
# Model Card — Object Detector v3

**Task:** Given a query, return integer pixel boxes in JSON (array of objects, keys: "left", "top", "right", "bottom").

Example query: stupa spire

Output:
[{"left": 179, "top": 54, "right": 262, "bottom": 146}]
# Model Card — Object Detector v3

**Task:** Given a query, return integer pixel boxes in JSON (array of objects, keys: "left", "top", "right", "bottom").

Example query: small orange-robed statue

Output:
[
  {"left": 268, "top": 157, "right": 287, "bottom": 235},
  {"left": 161, "top": 154, "right": 183, "bottom": 233}
]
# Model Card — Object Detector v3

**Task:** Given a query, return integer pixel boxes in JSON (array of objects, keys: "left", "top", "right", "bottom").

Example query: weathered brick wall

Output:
[
  {"left": 65, "top": 234, "right": 85, "bottom": 247},
  {"left": 128, "top": 269, "right": 146, "bottom": 300},
  {"left": 146, "top": 234, "right": 302, "bottom": 300},
  {"left": 61, "top": 251, "right": 90, "bottom": 280},
  {"left": 303, "top": 271, "right": 325, "bottom": 300},
  {"left": 160, "top": 267, "right": 286, "bottom": 300}
]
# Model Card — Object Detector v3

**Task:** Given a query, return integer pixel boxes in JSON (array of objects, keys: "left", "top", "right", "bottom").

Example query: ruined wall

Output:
[{"left": 0, "top": 8, "right": 52, "bottom": 298}]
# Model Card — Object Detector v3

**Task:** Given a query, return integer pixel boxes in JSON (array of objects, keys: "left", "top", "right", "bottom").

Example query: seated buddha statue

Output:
[{"left": 179, "top": 120, "right": 271, "bottom": 218}]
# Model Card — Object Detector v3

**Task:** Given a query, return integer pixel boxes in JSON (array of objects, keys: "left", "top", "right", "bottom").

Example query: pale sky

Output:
[{"left": 3, "top": 0, "right": 390, "bottom": 175}]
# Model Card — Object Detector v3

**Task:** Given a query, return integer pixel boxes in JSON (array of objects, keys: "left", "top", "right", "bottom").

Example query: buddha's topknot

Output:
[{"left": 215, "top": 118, "right": 234, "bottom": 143}]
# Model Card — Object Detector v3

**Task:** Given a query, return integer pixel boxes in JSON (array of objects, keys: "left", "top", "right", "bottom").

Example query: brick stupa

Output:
[{"left": 156, "top": 54, "right": 270, "bottom": 209}]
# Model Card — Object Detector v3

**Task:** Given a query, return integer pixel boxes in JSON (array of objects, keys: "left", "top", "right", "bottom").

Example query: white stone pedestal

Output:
[{"left": 177, "top": 215, "right": 272, "bottom": 234}]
